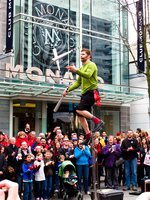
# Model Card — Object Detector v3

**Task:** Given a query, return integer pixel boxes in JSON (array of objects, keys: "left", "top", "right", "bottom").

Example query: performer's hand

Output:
[
  {"left": 66, "top": 63, "right": 77, "bottom": 72},
  {"left": 63, "top": 89, "right": 69, "bottom": 96}
]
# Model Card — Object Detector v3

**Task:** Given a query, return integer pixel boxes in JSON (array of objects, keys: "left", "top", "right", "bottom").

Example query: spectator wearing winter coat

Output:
[
  {"left": 34, "top": 152, "right": 45, "bottom": 200},
  {"left": 0, "top": 150, "right": 7, "bottom": 181},
  {"left": 28, "top": 131, "right": 36, "bottom": 147},
  {"left": 74, "top": 139, "right": 91, "bottom": 194},
  {"left": 5, "top": 137, "right": 18, "bottom": 168},
  {"left": 43, "top": 150, "right": 55, "bottom": 199},
  {"left": 13, "top": 141, "right": 30, "bottom": 197},
  {"left": 22, "top": 154, "right": 37, "bottom": 200},
  {"left": 15, "top": 131, "right": 29, "bottom": 148},
  {"left": 0, "top": 131, "right": 5, "bottom": 147},
  {"left": 121, "top": 129, "right": 140, "bottom": 191},
  {"left": 102, "top": 135, "right": 122, "bottom": 189}
]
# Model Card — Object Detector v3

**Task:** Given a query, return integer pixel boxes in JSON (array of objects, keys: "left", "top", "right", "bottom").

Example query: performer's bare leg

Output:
[
  {"left": 77, "top": 109, "right": 104, "bottom": 145},
  {"left": 78, "top": 116, "right": 90, "bottom": 134},
  {"left": 76, "top": 110, "right": 93, "bottom": 120}
]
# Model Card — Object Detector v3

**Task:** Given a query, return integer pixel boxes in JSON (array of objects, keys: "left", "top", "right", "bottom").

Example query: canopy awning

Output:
[{"left": 0, "top": 78, "right": 145, "bottom": 105}]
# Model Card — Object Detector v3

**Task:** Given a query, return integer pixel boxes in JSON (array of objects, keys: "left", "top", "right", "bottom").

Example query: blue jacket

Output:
[
  {"left": 31, "top": 141, "right": 38, "bottom": 152},
  {"left": 74, "top": 146, "right": 91, "bottom": 165},
  {"left": 22, "top": 163, "right": 34, "bottom": 181},
  {"left": 102, "top": 143, "right": 122, "bottom": 168}
]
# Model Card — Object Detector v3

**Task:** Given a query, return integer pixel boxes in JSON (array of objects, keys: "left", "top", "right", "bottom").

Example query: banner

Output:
[
  {"left": 136, "top": 0, "right": 145, "bottom": 72},
  {"left": 6, "top": 0, "right": 14, "bottom": 53}
]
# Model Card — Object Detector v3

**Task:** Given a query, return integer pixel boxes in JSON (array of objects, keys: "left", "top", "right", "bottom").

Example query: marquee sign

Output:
[{"left": 5, "top": 63, "right": 104, "bottom": 88}]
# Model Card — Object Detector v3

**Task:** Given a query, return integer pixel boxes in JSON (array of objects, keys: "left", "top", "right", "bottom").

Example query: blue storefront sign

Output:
[
  {"left": 6, "top": 0, "right": 14, "bottom": 52},
  {"left": 136, "top": 0, "right": 145, "bottom": 72}
]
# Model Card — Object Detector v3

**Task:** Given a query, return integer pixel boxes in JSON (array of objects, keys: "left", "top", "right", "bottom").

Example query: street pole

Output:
[{"left": 91, "top": 106, "right": 98, "bottom": 200}]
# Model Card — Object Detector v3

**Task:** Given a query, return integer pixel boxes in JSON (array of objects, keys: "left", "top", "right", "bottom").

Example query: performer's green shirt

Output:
[{"left": 68, "top": 61, "right": 98, "bottom": 94}]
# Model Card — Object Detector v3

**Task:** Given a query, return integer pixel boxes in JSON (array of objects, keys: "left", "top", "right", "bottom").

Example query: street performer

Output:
[{"left": 63, "top": 49, "right": 104, "bottom": 144}]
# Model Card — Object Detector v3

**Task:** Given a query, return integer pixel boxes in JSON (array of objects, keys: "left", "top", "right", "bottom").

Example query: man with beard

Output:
[
  {"left": 63, "top": 49, "right": 104, "bottom": 145},
  {"left": 121, "top": 129, "right": 140, "bottom": 191}
]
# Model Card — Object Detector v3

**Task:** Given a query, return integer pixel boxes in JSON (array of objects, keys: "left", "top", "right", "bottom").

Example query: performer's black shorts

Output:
[{"left": 76, "top": 89, "right": 97, "bottom": 115}]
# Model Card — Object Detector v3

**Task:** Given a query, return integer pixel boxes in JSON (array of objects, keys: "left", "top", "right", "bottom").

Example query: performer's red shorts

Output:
[{"left": 76, "top": 89, "right": 97, "bottom": 116}]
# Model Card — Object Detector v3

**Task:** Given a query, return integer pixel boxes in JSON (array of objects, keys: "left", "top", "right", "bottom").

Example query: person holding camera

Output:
[{"left": 74, "top": 139, "right": 91, "bottom": 195}]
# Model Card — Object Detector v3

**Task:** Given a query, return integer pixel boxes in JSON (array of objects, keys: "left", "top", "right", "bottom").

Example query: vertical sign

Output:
[
  {"left": 136, "top": 0, "right": 145, "bottom": 72},
  {"left": 6, "top": 0, "right": 14, "bottom": 53}
]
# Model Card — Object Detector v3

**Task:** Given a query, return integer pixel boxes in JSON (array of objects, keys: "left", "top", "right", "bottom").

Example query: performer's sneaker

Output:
[
  {"left": 92, "top": 120, "right": 105, "bottom": 132},
  {"left": 80, "top": 138, "right": 90, "bottom": 145}
]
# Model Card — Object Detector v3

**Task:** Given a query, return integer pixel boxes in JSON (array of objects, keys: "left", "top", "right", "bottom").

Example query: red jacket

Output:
[
  {"left": 15, "top": 137, "right": 29, "bottom": 147},
  {"left": 28, "top": 138, "right": 36, "bottom": 147},
  {"left": 0, "top": 141, "right": 6, "bottom": 147}
]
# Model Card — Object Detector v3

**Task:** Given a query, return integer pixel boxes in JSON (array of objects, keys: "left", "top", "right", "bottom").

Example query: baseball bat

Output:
[
  {"left": 53, "top": 87, "right": 69, "bottom": 112},
  {"left": 52, "top": 46, "right": 81, "bottom": 62}
]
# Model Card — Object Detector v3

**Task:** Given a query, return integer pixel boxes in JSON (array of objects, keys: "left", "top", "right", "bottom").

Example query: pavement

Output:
[
  {"left": 52, "top": 182, "right": 141, "bottom": 200},
  {"left": 87, "top": 184, "right": 141, "bottom": 200},
  {"left": 29, "top": 186, "right": 141, "bottom": 200},
  {"left": 28, "top": 177, "right": 142, "bottom": 200}
]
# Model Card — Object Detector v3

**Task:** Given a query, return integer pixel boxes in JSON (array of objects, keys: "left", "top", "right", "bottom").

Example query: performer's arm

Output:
[
  {"left": 76, "top": 63, "right": 97, "bottom": 79},
  {"left": 63, "top": 76, "right": 81, "bottom": 96},
  {"left": 68, "top": 76, "right": 81, "bottom": 92},
  {"left": 66, "top": 62, "right": 97, "bottom": 79}
]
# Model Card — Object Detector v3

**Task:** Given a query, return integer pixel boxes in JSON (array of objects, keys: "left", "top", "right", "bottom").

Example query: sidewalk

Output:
[{"left": 88, "top": 183, "right": 141, "bottom": 200}]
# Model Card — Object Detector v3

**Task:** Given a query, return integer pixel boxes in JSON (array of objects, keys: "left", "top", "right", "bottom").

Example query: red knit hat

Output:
[{"left": 117, "top": 132, "right": 121, "bottom": 136}]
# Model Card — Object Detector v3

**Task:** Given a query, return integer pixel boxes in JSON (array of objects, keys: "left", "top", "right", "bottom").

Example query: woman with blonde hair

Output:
[{"left": 139, "top": 130, "right": 147, "bottom": 140}]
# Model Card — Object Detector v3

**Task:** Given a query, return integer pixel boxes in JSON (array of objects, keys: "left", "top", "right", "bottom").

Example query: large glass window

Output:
[{"left": 13, "top": 0, "right": 128, "bottom": 88}]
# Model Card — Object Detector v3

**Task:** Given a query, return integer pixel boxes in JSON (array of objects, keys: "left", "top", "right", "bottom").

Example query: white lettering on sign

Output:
[{"left": 5, "top": 64, "right": 104, "bottom": 88}]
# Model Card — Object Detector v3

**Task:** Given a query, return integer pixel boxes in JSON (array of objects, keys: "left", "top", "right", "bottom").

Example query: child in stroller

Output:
[{"left": 58, "top": 160, "right": 83, "bottom": 200}]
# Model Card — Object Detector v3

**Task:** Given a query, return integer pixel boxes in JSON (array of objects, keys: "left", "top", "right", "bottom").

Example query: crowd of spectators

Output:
[{"left": 0, "top": 124, "right": 149, "bottom": 200}]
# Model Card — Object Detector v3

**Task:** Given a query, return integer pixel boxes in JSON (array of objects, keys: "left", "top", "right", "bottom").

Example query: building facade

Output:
[
  {"left": 0, "top": 0, "right": 144, "bottom": 137},
  {"left": 129, "top": 39, "right": 150, "bottom": 133}
]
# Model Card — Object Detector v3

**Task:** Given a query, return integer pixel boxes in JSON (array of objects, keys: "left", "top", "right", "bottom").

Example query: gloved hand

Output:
[
  {"left": 33, "top": 165, "right": 38, "bottom": 171},
  {"left": 29, "top": 165, "right": 34, "bottom": 171},
  {"left": 94, "top": 90, "right": 101, "bottom": 107}
]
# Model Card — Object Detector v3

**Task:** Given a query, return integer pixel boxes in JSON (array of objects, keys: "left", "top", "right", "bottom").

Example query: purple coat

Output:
[{"left": 101, "top": 143, "right": 122, "bottom": 168}]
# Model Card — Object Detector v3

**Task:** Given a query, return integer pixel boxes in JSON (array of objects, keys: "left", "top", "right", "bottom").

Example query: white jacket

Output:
[{"left": 34, "top": 160, "right": 45, "bottom": 181}]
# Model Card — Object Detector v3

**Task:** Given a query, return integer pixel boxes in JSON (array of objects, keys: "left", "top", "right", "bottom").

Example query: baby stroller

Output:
[{"left": 58, "top": 160, "right": 83, "bottom": 200}]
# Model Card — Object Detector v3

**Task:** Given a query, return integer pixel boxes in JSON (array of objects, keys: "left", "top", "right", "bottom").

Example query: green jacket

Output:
[{"left": 69, "top": 61, "right": 98, "bottom": 94}]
